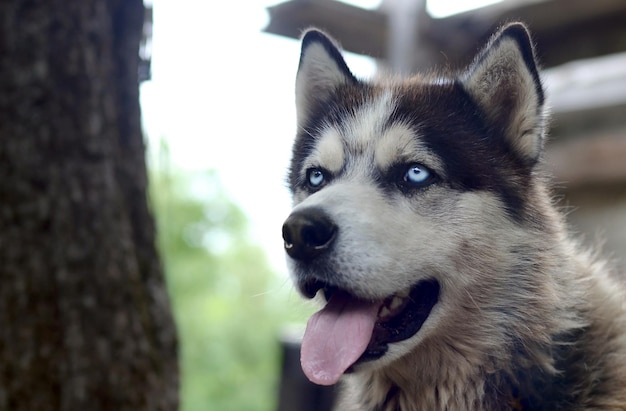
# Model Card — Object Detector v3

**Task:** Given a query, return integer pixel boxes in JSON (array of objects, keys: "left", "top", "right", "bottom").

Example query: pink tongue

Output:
[{"left": 300, "top": 292, "right": 380, "bottom": 386}]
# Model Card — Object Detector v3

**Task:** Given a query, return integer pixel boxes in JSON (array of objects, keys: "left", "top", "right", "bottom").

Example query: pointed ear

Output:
[
  {"left": 462, "top": 22, "right": 546, "bottom": 165},
  {"left": 296, "top": 29, "right": 357, "bottom": 127}
]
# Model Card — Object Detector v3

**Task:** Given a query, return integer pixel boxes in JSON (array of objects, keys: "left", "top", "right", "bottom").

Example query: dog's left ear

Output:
[{"left": 462, "top": 22, "right": 545, "bottom": 165}]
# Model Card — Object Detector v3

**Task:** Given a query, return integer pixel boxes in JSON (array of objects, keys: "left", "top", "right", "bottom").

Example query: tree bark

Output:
[{"left": 0, "top": 1, "right": 179, "bottom": 410}]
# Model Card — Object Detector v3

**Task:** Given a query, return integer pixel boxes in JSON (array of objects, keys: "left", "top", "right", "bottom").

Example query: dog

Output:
[{"left": 281, "top": 22, "right": 626, "bottom": 410}]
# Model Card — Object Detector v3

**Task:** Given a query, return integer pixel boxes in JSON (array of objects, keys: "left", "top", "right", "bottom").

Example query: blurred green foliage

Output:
[{"left": 149, "top": 166, "right": 312, "bottom": 411}]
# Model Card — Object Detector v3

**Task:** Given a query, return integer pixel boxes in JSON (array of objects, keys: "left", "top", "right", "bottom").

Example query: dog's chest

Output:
[{"left": 338, "top": 373, "right": 537, "bottom": 411}]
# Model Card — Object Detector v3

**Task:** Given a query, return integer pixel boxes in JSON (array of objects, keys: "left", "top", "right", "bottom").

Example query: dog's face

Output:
[{"left": 282, "top": 24, "right": 546, "bottom": 386}]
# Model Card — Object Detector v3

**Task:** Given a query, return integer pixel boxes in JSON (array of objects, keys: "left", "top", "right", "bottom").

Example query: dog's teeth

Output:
[
  {"left": 397, "top": 289, "right": 410, "bottom": 298},
  {"left": 390, "top": 296, "right": 405, "bottom": 311},
  {"left": 379, "top": 295, "right": 407, "bottom": 320}
]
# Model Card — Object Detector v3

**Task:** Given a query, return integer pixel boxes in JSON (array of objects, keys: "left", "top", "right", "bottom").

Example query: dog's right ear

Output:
[{"left": 296, "top": 29, "right": 357, "bottom": 127}]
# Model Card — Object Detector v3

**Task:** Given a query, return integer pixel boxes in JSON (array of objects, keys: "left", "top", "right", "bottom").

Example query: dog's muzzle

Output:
[{"left": 282, "top": 208, "right": 337, "bottom": 261}]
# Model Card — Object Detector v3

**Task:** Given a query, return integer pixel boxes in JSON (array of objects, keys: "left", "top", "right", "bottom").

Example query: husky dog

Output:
[{"left": 281, "top": 22, "right": 626, "bottom": 410}]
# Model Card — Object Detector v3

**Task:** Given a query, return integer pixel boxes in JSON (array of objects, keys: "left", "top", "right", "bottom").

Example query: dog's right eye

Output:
[{"left": 306, "top": 168, "right": 327, "bottom": 189}]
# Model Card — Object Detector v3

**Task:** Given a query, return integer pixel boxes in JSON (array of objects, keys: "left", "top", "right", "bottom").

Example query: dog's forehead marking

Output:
[
  {"left": 304, "top": 127, "right": 344, "bottom": 174},
  {"left": 302, "top": 88, "right": 444, "bottom": 177},
  {"left": 343, "top": 89, "right": 395, "bottom": 151},
  {"left": 302, "top": 89, "right": 394, "bottom": 174}
]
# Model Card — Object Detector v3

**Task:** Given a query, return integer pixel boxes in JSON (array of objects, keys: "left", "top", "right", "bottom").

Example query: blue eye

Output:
[
  {"left": 307, "top": 168, "right": 326, "bottom": 188},
  {"left": 404, "top": 164, "right": 430, "bottom": 184},
  {"left": 395, "top": 163, "right": 437, "bottom": 192}
]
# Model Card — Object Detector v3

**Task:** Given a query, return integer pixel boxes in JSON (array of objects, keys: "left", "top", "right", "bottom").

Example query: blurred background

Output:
[{"left": 138, "top": 0, "right": 626, "bottom": 410}]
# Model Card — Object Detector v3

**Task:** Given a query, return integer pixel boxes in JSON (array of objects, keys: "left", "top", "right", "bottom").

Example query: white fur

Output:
[
  {"left": 304, "top": 127, "right": 345, "bottom": 175},
  {"left": 374, "top": 123, "right": 444, "bottom": 174}
]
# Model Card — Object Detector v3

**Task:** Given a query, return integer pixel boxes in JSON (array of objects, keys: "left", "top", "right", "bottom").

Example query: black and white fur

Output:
[{"left": 282, "top": 23, "right": 626, "bottom": 410}]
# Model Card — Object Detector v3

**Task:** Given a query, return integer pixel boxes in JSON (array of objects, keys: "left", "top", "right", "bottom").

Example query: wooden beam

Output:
[
  {"left": 264, "top": 0, "right": 626, "bottom": 69},
  {"left": 425, "top": 0, "right": 626, "bottom": 68},
  {"left": 265, "top": 0, "right": 388, "bottom": 59},
  {"left": 546, "top": 129, "right": 626, "bottom": 188}
]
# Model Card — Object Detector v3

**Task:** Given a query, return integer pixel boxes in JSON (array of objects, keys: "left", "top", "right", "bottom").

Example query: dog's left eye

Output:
[
  {"left": 405, "top": 165, "right": 430, "bottom": 184},
  {"left": 395, "top": 163, "right": 436, "bottom": 191}
]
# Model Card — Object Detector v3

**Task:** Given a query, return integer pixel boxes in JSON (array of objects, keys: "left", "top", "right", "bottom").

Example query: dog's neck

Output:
[{"left": 337, "top": 329, "right": 581, "bottom": 411}]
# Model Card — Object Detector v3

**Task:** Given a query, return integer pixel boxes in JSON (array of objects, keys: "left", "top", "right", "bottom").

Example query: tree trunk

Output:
[{"left": 0, "top": 1, "right": 179, "bottom": 410}]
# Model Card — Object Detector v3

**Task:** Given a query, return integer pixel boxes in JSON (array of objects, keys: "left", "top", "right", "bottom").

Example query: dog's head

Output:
[{"left": 282, "top": 23, "right": 549, "bottom": 386}]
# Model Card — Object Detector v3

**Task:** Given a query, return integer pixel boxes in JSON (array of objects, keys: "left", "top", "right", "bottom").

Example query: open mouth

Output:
[{"left": 299, "top": 278, "right": 440, "bottom": 386}]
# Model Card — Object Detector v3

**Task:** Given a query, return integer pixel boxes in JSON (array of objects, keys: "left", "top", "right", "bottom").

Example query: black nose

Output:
[{"left": 282, "top": 208, "right": 337, "bottom": 261}]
